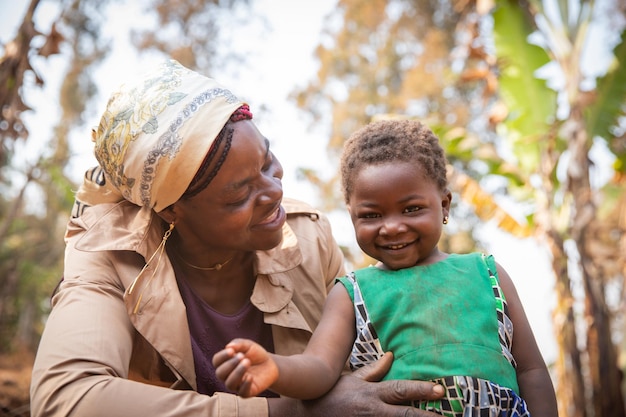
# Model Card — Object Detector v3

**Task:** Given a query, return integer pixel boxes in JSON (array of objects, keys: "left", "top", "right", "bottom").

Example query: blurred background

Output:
[{"left": 0, "top": 0, "right": 624, "bottom": 416}]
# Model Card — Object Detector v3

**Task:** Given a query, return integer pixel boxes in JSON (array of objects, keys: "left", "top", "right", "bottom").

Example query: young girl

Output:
[{"left": 212, "top": 120, "right": 558, "bottom": 416}]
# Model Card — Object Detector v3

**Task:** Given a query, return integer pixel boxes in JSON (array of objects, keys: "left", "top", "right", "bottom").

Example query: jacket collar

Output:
[{"left": 70, "top": 200, "right": 307, "bottom": 388}]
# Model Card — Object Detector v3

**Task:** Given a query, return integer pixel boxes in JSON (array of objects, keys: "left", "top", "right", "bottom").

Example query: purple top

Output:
[{"left": 176, "top": 274, "right": 277, "bottom": 397}]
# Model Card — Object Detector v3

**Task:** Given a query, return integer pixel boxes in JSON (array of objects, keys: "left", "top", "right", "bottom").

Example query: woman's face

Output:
[
  {"left": 347, "top": 161, "right": 451, "bottom": 270},
  {"left": 169, "top": 120, "right": 286, "bottom": 253}
]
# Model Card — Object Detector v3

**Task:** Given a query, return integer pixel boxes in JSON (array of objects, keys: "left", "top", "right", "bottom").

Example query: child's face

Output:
[{"left": 347, "top": 161, "right": 451, "bottom": 270}]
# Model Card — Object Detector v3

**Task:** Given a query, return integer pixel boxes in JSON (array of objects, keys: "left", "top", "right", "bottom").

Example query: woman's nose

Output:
[
  {"left": 258, "top": 165, "right": 283, "bottom": 204},
  {"left": 273, "top": 156, "right": 284, "bottom": 180},
  {"left": 258, "top": 178, "right": 282, "bottom": 205}
]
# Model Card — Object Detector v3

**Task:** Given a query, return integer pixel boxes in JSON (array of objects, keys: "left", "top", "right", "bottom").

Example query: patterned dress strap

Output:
[
  {"left": 346, "top": 271, "right": 385, "bottom": 370},
  {"left": 481, "top": 254, "right": 516, "bottom": 368}
]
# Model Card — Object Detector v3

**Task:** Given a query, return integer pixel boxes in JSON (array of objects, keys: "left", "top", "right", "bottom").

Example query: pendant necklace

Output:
[{"left": 173, "top": 249, "right": 234, "bottom": 271}]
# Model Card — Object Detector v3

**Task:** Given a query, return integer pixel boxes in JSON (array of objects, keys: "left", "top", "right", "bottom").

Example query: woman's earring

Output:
[
  {"left": 128, "top": 221, "right": 175, "bottom": 314},
  {"left": 443, "top": 216, "right": 449, "bottom": 225}
]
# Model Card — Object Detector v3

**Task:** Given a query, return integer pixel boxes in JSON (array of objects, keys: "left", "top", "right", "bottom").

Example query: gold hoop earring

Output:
[
  {"left": 443, "top": 216, "right": 449, "bottom": 225},
  {"left": 128, "top": 221, "right": 175, "bottom": 314}
]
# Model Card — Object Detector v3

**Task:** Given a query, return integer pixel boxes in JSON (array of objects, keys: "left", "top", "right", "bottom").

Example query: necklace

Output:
[{"left": 173, "top": 249, "right": 234, "bottom": 271}]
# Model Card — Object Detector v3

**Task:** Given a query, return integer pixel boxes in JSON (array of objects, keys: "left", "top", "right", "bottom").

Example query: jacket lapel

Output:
[{"left": 74, "top": 202, "right": 198, "bottom": 389}]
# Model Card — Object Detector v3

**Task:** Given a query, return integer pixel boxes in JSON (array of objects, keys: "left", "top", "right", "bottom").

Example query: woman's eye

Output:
[
  {"left": 228, "top": 192, "right": 251, "bottom": 207},
  {"left": 228, "top": 199, "right": 247, "bottom": 207},
  {"left": 262, "top": 153, "right": 274, "bottom": 172}
]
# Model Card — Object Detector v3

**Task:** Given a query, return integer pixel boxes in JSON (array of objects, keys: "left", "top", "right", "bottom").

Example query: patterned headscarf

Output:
[{"left": 85, "top": 59, "right": 244, "bottom": 212}]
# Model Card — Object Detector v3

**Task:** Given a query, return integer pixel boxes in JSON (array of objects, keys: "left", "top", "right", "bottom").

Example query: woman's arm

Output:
[
  {"left": 267, "top": 352, "right": 446, "bottom": 417},
  {"left": 496, "top": 263, "right": 559, "bottom": 417},
  {"left": 30, "top": 249, "right": 268, "bottom": 417}
]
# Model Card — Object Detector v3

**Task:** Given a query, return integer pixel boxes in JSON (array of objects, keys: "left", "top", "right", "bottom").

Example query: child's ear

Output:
[{"left": 441, "top": 189, "right": 452, "bottom": 216}]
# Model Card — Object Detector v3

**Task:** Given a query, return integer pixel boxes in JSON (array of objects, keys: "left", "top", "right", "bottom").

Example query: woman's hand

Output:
[{"left": 268, "top": 352, "right": 445, "bottom": 417}]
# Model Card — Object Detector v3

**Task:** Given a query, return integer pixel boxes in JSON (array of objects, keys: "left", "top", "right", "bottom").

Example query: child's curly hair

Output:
[{"left": 340, "top": 119, "right": 448, "bottom": 203}]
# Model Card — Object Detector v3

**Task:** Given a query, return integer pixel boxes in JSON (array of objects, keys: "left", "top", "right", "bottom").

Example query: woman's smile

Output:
[{"left": 255, "top": 205, "right": 285, "bottom": 229}]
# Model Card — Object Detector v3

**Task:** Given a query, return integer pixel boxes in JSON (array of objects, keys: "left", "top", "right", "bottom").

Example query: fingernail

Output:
[{"left": 433, "top": 384, "right": 445, "bottom": 395}]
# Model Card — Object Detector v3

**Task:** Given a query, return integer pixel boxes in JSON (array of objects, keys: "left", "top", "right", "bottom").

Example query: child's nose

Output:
[{"left": 380, "top": 215, "right": 408, "bottom": 236}]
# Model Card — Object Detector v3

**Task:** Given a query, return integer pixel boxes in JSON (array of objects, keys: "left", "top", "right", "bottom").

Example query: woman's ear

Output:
[{"left": 156, "top": 204, "right": 177, "bottom": 225}]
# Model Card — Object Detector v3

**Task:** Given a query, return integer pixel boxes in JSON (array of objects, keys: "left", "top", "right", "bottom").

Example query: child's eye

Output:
[
  {"left": 359, "top": 212, "right": 380, "bottom": 219},
  {"left": 404, "top": 206, "right": 420, "bottom": 213}
]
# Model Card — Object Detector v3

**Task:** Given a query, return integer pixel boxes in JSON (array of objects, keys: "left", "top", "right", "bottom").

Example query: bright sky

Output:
[{"left": 2, "top": 0, "right": 558, "bottom": 366}]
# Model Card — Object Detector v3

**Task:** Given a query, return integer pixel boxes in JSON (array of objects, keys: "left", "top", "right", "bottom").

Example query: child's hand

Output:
[{"left": 212, "top": 338, "right": 279, "bottom": 397}]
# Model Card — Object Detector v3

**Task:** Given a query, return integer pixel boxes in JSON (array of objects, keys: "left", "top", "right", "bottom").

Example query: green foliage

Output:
[
  {"left": 493, "top": 0, "right": 558, "bottom": 173},
  {"left": 0, "top": 207, "right": 66, "bottom": 353},
  {"left": 491, "top": 0, "right": 626, "bottom": 414},
  {"left": 586, "top": 28, "right": 626, "bottom": 173}
]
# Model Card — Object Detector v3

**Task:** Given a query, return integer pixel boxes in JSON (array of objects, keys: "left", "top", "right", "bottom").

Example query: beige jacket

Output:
[{"left": 30, "top": 197, "right": 345, "bottom": 417}]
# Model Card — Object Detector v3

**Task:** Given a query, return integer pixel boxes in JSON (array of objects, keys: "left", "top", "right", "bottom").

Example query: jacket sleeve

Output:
[{"left": 30, "top": 240, "right": 269, "bottom": 417}]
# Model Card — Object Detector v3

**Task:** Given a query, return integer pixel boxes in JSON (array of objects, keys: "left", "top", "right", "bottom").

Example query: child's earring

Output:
[{"left": 443, "top": 216, "right": 449, "bottom": 225}]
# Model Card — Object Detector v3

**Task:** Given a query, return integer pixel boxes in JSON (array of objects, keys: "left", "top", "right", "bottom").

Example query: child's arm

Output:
[
  {"left": 213, "top": 283, "right": 357, "bottom": 399},
  {"left": 496, "top": 263, "right": 559, "bottom": 417},
  {"left": 213, "top": 338, "right": 279, "bottom": 397}
]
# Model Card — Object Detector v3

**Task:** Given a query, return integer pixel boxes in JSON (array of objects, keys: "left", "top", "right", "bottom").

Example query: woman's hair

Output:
[
  {"left": 182, "top": 105, "right": 253, "bottom": 198},
  {"left": 340, "top": 119, "right": 448, "bottom": 203}
]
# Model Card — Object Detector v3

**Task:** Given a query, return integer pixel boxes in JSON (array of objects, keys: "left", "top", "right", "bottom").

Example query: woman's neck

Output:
[{"left": 170, "top": 247, "right": 256, "bottom": 314}]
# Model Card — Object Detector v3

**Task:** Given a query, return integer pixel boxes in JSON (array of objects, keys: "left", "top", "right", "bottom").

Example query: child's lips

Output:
[{"left": 382, "top": 242, "right": 410, "bottom": 250}]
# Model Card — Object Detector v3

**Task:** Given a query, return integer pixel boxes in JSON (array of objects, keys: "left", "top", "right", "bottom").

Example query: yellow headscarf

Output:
[{"left": 77, "top": 59, "right": 244, "bottom": 213}]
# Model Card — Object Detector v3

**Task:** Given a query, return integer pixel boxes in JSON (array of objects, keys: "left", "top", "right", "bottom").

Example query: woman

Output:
[{"left": 30, "top": 60, "right": 444, "bottom": 416}]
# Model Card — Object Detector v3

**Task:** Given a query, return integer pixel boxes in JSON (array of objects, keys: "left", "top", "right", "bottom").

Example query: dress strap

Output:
[
  {"left": 346, "top": 271, "right": 385, "bottom": 370},
  {"left": 481, "top": 254, "right": 516, "bottom": 368}
]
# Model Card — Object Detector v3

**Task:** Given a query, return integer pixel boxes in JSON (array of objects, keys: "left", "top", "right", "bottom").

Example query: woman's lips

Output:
[{"left": 256, "top": 205, "right": 285, "bottom": 228}]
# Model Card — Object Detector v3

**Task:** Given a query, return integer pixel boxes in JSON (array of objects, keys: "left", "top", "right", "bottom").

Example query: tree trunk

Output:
[
  {"left": 582, "top": 256, "right": 625, "bottom": 417},
  {"left": 547, "top": 230, "right": 587, "bottom": 417},
  {"left": 568, "top": 105, "right": 625, "bottom": 417},
  {"left": 535, "top": 127, "right": 587, "bottom": 417}
]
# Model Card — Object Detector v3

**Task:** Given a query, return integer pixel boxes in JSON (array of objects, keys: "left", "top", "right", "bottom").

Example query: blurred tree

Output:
[
  {"left": 294, "top": 0, "right": 500, "bottom": 265},
  {"left": 0, "top": 0, "right": 111, "bottom": 354},
  {"left": 131, "top": 0, "right": 254, "bottom": 74},
  {"left": 488, "top": 1, "right": 626, "bottom": 416},
  {"left": 294, "top": 0, "right": 523, "bottom": 262},
  {"left": 295, "top": 0, "right": 626, "bottom": 416},
  {"left": 0, "top": 0, "right": 43, "bottom": 148}
]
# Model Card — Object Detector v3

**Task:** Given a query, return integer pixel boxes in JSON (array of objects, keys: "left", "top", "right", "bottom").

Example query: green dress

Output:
[{"left": 337, "top": 253, "right": 531, "bottom": 417}]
